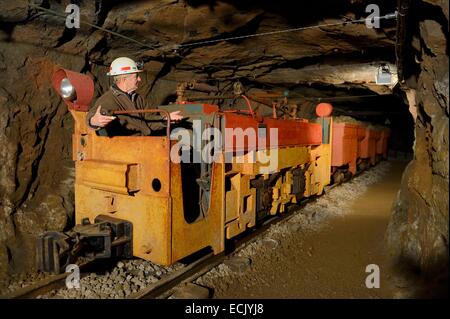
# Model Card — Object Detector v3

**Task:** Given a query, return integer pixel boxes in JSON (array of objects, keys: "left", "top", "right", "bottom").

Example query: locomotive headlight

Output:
[{"left": 60, "top": 78, "right": 77, "bottom": 101}]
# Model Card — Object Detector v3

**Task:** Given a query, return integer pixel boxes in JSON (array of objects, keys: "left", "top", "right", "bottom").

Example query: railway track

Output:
[
  {"left": 1, "top": 272, "right": 70, "bottom": 299},
  {"left": 1, "top": 168, "right": 365, "bottom": 300},
  {"left": 0, "top": 260, "right": 98, "bottom": 299}
]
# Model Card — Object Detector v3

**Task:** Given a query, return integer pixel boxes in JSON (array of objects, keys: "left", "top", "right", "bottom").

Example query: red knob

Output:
[{"left": 316, "top": 103, "right": 333, "bottom": 117}]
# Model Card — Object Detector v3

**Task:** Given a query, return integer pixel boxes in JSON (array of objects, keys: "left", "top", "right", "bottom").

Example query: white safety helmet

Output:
[{"left": 107, "top": 57, "right": 143, "bottom": 76}]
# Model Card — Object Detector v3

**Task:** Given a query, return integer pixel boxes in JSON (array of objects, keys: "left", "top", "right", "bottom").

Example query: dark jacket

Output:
[{"left": 86, "top": 85, "right": 166, "bottom": 136}]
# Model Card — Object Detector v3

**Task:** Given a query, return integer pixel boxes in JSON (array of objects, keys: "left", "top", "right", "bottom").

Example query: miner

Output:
[{"left": 87, "top": 57, "right": 182, "bottom": 135}]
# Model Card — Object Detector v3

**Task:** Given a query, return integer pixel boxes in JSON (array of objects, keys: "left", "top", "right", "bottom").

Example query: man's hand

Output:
[
  {"left": 169, "top": 110, "right": 184, "bottom": 122},
  {"left": 90, "top": 105, "right": 116, "bottom": 128}
]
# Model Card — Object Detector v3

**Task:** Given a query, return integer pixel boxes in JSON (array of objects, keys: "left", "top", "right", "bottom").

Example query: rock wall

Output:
[
  {"left": 0, "top": 1, "right": 113, "bottom": 284},
  {"left": 0, "top": 43, "right": 83, "bottom": 284},
  {"left": 387, "top": 0, "right": 449, "bottom": 295}
]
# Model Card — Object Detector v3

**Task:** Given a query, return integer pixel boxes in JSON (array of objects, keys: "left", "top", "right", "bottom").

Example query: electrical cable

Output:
[
  {"left": 29, "top": 4, "right": 162, "bottom": 52},
  {"left": 30, "top": 4, "right": 397, "bottom": 53},
  {"left": 176, "top": 13, "right": 398, "bottom": 49},
  {"left": 303, "top": 94, "right": 381, "bottom": 101}
]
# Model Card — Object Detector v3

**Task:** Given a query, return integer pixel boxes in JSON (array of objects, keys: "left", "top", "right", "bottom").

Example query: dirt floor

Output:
[{"left": 196, "top": 160, "right": 409, "bottom": 298}]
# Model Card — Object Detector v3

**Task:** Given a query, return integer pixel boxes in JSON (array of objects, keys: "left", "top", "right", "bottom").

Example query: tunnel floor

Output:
[{"left": 197, "top": 160, "right": 410, "bottom": 298}]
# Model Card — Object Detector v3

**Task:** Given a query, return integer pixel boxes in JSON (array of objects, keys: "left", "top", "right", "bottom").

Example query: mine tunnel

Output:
[{"left": 0, "top": 0, "right": 448, "bottom": 301}]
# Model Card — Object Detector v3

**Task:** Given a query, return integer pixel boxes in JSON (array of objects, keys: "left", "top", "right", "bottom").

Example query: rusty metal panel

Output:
[
  {"left": 171, "top": 162, "right": 225, "bottom": 262},
  {"left": 263, "top": 118, "right": 322, "bottom": 147},
  {"left": 359, "top": 128, "right": 378, "bottom": 164},
  {"left": 381, "top": 129, "right": 391, "bottom": 159},
  {"left": 74, "top": 132, "right": 173, "bottom": 264},
  {"left": 376, "top": 128, "right": 390, "bottom": 157},
  {"left": 86, "top": 135, "right": 170, "bottom": 196},
  {"left": 331, "top": 123, "right": 359, "bottom": 174},
  {"left": 70, "top": 111, "right": 89, "bottom": 161},
  {"left": 356, "top": 126, "right": 367, "bottom": 159},
  {"left": 222, "top": 112, "right": 322, "bottom": 153},
  {"left": 224, "top": 173, "right": 256, "bottom": 238},
  {"left": 225, "top": 186, "right": 239, "bottom": 224},
  {"left": 75, "top": 185, "right": 172, "bottom": 265},
  {"left": 77, "top": 160, "right": 138, "bottom": 194}
]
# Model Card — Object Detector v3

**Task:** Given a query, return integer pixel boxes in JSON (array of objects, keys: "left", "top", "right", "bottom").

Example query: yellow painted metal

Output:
[
  {"left": 224, "top": 173, "right": 256, "bottom": 239},
  {"left": 225, "top": 174, "right": 240, "bottom": 223},
  {"left": 76, "top": 185, "right": 172, "bottom": 264},
  {"left": 170, "top": 157, "right": 225, "bottom": 262},
  {"left": 220, "top": 143, "right": 331, "bottom": 237},
  {"left": 73, "top": 111, "right": 173, "bottom": 263},
  {"left": 77, "top": 160, "right": 138, "bottom": 194},
  {"left": 310, "top": 144, "right": 332, "bottom": 195}
]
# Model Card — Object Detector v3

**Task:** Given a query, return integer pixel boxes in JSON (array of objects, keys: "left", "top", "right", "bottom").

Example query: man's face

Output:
[{"left": 121, "top": 73, "right": 141, "bottom": 93}]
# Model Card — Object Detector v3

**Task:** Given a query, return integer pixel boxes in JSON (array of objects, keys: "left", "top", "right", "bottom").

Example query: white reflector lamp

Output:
[
  {"left": 375, "top": 64, "right": 392, "bottom": 85},
  {"left": 60, "top": 78, "right": 77, "bottom": 101}
]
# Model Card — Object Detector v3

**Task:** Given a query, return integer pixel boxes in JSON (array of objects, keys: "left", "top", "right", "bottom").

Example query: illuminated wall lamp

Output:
[{"left": 375, "top": 64, "right": 392, "bottom": 85}]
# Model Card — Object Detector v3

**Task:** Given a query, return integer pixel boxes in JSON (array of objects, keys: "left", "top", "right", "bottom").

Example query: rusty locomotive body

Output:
[{"left": 36, "top": 69, "right": 390, "bottom": 273}]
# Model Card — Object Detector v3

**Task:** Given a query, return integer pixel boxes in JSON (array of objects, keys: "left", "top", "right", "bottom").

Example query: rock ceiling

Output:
[{"left": 2, "top": 0, "right": 399, "bottom": 98}]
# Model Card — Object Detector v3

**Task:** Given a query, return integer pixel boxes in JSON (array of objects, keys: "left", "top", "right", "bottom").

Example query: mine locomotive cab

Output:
[{"left": 37, "top": 69, "right": 225, "bottom": 273}]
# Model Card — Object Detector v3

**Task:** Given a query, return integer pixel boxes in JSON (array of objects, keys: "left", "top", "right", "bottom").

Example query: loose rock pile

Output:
[{"left": 38, "top": 259, "right": 184, "bottom": 299}]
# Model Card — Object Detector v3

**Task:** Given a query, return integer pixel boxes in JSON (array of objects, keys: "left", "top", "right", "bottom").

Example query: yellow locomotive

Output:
[{"left": 37, "top": 68, "right": 334, "bottom": 273}]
